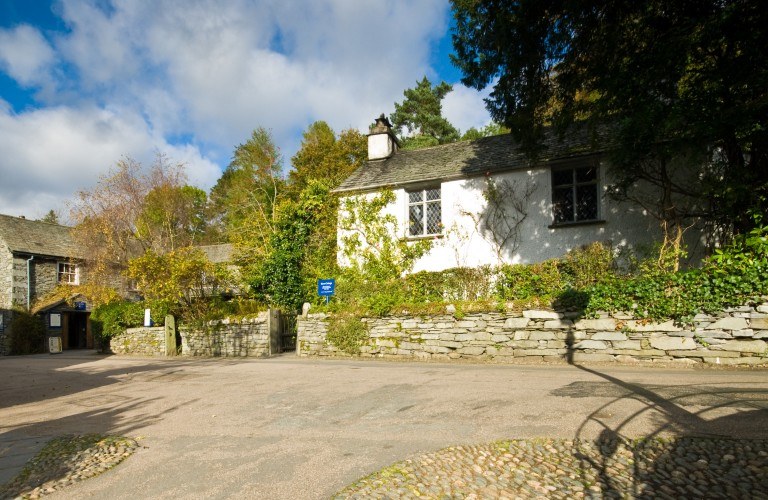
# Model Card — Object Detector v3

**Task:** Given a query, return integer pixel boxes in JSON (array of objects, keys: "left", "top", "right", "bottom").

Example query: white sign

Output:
[
  {"left": 49, "top": 336, "right": 62, "bottom": 354},
  {"left": 49, "top": 313, "right": 61, "bottom": 328},
  {"left": 144, "top": 308, "right": 152, "bottom": 327}
]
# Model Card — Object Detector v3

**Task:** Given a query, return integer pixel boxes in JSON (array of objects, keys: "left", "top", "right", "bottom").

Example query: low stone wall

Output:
[
  {"left": 108, "top": 326, "right": 166, "bottom": 356},
  {"left": 181, "top": 314, "right": 270, "bottom": 357},
  {"left": 297, "top": 303, "right": 768, "bottom": 366}
]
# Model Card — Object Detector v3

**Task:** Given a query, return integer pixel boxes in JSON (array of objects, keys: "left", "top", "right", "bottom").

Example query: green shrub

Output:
[
  {"left": 558, "top": 242, "right": 615, "bottom": 289},
  {"left": 91, "top": 300, "right": 169, "bottom": 342},
  {"left": 578, "top": 226, "right": 768, "bottom": 323},
  {"left": 326, "top": 314, "right": 369, "bottom": 354},
  {"left": 321, "top": 231, "right": 767, "bottom": 324},
  {"left": 8, "top": 310, "right": 46, "bottom": 355},
  {"left": 497, "top": 260, "right": 564, "bottom": 300},
  {"left": 405, "top": 266, "right": 496, "bottom": 302}
]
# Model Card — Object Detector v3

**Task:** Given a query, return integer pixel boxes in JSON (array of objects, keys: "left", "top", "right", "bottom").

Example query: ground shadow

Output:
[
  {"left": 0, "top": 353, "right": 246, "bottom": 409},
  {"left": 558, "top": 319, "right": 768, "bottom": 497},
  {"left": 0, "top": 389, "right": 199, "bottom": 498}
]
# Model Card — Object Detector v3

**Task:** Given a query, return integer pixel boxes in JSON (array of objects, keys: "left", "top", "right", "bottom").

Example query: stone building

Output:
[{"left": 0, "top": 214, "right": 91, "bottom": 354}]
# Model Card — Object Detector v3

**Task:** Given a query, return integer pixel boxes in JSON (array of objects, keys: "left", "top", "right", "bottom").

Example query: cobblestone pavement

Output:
[
  {"left": 0, "top": 435, "right": 137, "bottom": 499},
  {"left": 337, "top": 437, "right": 768, "bottom": 499}
]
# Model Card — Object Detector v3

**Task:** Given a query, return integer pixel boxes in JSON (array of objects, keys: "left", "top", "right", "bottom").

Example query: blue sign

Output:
[
  {"left": 317, "top": 279, "right": 335, "bottom": 297},
  {"left": 74, "top": 301, "right": 87, "bottom": 311}
]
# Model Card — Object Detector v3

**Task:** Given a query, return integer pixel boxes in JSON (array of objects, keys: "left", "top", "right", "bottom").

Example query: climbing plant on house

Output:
[
  {"left": 338, "top": 189, "right": 433, "bottom": 315},
  {"left": 460, "top": 177, "right": 536, "bottom": 263}
]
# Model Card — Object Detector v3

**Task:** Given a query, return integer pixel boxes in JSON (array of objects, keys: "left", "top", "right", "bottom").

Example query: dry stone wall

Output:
[
  {"left": 108, "top": 326, "right": 166, "bottom": 356},
  {"left": 181, "top": 315, "right": 270, "bottom": 357},
  {"left": 106, "top": 314, "right": 272, "bottom": 358},
  {"left": 298, "top": 303, "right": 768, "bottom": 366}
]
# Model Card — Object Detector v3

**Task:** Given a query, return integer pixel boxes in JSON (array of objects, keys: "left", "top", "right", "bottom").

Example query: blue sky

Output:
[{"left": 0, "top": 0, "right": 491, "bottom": 220}]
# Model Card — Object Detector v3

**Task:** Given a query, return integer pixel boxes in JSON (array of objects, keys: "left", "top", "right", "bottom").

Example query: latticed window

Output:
[
  {"left": 58, "top": 262, "right": 79, "bottom": 285},
  {"left": 408, "top": 187, "right": 442, "bottom": 236},
  {"left": 552, "top": 165, "right": 599, "bottom": 224}
]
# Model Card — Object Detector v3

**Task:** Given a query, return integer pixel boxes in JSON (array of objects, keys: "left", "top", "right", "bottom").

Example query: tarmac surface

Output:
[{"left": 1, "top": 351, "right": 767, "bottom": 498}]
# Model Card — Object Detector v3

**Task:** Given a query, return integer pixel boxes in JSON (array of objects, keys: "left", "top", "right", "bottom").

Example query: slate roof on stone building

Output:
[
  {"left": 198, "top": 243, "right": 234, "bottom": 263},
  {"left": 0, "top": 214, "right": 81, "bottom": 258},
  {"left": 335, "top": 126, "right": 610, "bottom": 193}
]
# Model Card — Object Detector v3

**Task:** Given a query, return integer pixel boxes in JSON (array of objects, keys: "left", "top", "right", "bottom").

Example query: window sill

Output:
[
  {"left": 403, "top": 233, "right": 444, "bottom": 242},
  {"left": 548, "top": 219, "right": 606, "bottom": 229}
]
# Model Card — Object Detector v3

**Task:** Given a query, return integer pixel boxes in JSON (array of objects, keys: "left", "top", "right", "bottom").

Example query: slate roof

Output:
[
  {"left": 0, "top": 214, "right": 81, "bottom": 258},
  {"left": 335, "top": 126, "right": 610, "bottom": 193},
  {"left": 198, "top": 243, "right": 234, "bottom": 264}
]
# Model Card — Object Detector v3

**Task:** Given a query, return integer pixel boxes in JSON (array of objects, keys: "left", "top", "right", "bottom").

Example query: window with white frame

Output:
[
  {"left": 57, "top": 262, "right": 79, "bottom": 285},
  {"left": 407, "top": 187, "right": 442, "bottom": 236},
  {"left": 551, "top": 164, "right": 599, "bottom": 224}
]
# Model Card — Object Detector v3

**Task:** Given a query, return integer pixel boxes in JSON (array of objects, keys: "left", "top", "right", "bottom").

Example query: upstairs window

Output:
[
  {"left": 408, "top": 187, "right": 442, "bottom": 236},
  {"left": 552, "top": 165, "right": 599, "bottom": 224},
  {"left": 58, "top": 262, "right": 79, "bottom": 285}
]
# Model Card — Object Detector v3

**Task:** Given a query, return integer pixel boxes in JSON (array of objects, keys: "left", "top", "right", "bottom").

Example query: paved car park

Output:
[{"left": 1, "top": 353, "right": 767, "bottom": 498}]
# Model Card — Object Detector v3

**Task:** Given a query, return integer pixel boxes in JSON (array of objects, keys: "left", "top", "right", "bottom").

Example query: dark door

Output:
[{"left": 68, "top": 312, "right": 88, "bottom": 349}]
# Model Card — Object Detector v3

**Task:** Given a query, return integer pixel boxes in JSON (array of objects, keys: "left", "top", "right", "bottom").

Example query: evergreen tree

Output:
[{"left": 390, "top": 77, "right": 460, "bottom": 149}]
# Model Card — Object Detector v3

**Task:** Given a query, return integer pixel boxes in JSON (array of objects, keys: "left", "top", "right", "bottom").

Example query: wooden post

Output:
[
  {"left": 268, "top": 309, "right": 281, "bottom": 356},
  {"left": 165, "top": 315, "right": 177, "bottom": 356}
]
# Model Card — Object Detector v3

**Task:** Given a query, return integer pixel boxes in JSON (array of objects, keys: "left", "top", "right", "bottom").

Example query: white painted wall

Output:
[
  {"left": 409, "top": 164, "right": 661, "bottom": 271},
  {"left": 338, "top": 163, "right": 702, "bottom": 273}
]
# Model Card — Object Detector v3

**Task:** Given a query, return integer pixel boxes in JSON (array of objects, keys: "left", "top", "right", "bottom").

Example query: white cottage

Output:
[{"left": 335, "top": 116, "right": 702, "bottom": 273}]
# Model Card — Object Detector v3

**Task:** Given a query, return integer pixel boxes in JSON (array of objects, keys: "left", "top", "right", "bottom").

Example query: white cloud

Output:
[
  {"left": 0, "top": 0, "right": 492, "bottom": 218},
  {"left": 0, "top": 25, "right": 55, "bottom": 87},
  {"left": 0, "top": 105, "right": 219, "bottom": 218},
  {"left": 442, "top": 83, "right": 493, "bottom": 135},
  {"left": 47, "top": 0, "right": 452, "bottom": 144}
]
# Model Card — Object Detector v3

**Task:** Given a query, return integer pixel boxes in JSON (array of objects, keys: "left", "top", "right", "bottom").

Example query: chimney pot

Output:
[{"left": 367, "top": 113, "right": 399, "bottom": 160}]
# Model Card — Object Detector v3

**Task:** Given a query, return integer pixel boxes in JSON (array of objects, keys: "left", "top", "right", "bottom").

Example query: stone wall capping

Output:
[
  {"left": 574, "top": 319, "right": 617, "bottom": 331},
  {"left": 706, "top": 317, "right": 749, "bottom": 331},
  {"left": 626, "top": 320, "right": 682, "bottom": 332},
  {"left": 724, "top": 306, "right": 754, "bottom": 313},
  {"left": 523, "top": 310, "right": 563, "bottom": 319},
  {"left": 611, "top": 312, "right": 634, "bottom": 320}
]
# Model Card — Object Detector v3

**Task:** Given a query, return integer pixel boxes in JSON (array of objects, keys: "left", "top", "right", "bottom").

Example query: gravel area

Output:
[
  {"left": 0, "top": 435, "right": 138, "bottom": 500},
  {"left": 336, "top": 437, "right": 768, "bottom": 499}
]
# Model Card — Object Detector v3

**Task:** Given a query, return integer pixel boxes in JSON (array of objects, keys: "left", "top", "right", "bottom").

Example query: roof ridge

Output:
[{"left": 0, "top": 212, "right": 72, "bottom": 228}]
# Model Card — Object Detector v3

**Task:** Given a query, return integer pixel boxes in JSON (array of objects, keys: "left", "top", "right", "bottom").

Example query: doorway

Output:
[{"left": 67, "top": 312, "right": 89, "bottom": 349}]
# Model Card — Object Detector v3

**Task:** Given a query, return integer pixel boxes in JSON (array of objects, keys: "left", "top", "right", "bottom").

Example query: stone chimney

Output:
[{"left": 367, "top": 114, "right": 399, "bottom": 160}]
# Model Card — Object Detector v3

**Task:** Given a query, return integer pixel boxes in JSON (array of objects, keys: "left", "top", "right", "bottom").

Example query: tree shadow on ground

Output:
[
  {"left": 0, "top": 390, "right": 199, "bottom": 498},
  {"left": 0, "top": 353, "right": 252, "bottom": 409},
  {"left": 557, "top": 314, "right": 768, "bottom": 497}
]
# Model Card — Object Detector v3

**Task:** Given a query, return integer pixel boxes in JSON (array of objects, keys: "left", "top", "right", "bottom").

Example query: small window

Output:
[
  {"left": 58, "top": 262, "right": 79, "bottom": 285},
  {"left": 408, "top": 187, "right": 442, "bottom": 237},
  {"left": 552, "top": 165, "right": 599, "bottom": 224}
]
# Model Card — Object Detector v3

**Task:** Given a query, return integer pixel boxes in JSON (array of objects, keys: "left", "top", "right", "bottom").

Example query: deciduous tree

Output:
[
  {"left": 70, "top": 154, "right": 192, "bottom": 285},
  {"left": 209, "top": 128, "right": 285, "bottom": 278}
]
